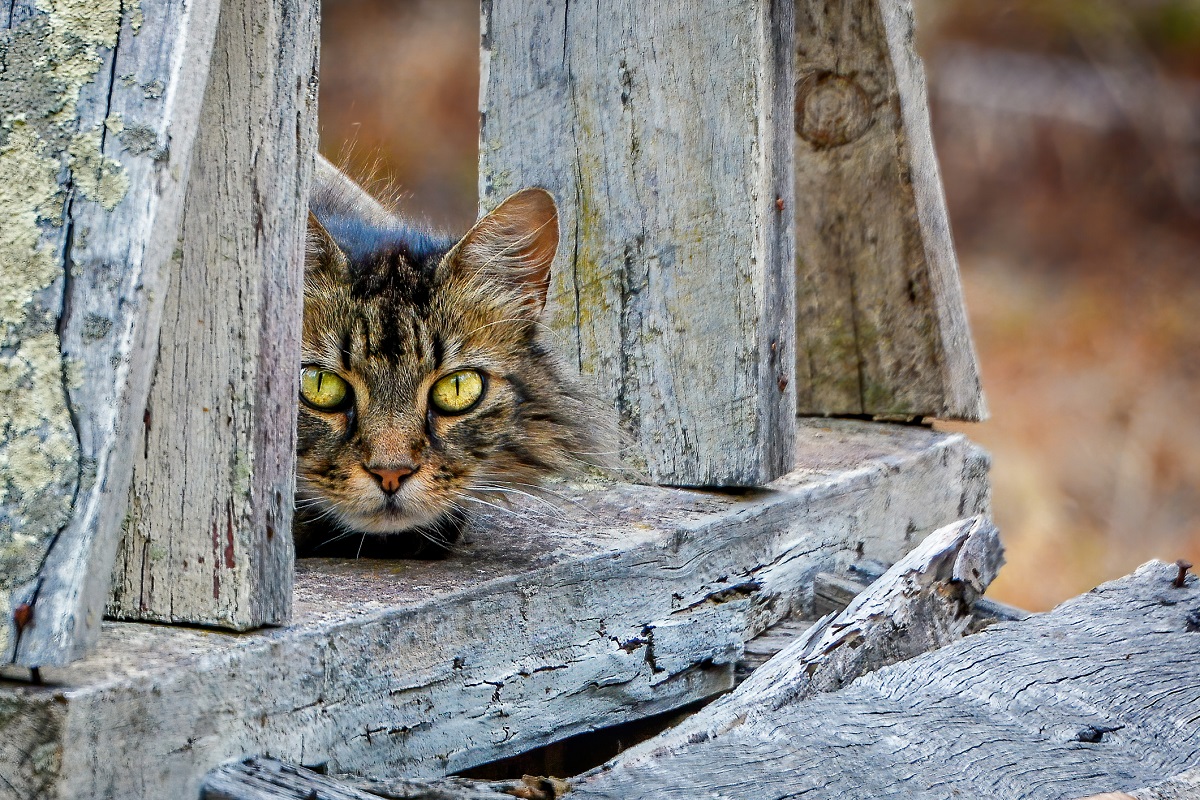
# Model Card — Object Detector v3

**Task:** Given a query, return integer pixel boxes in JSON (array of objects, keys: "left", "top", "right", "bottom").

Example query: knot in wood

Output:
[{"left": 795, "top": 72, "right": 873, "bottom": 148}]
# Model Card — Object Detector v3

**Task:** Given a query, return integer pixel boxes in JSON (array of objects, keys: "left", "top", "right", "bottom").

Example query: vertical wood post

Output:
[
  {"left": 1, "top": 0, "right": 222, "bottom": 667},
  {"left": 480, "top": 0, "right": 797, "bottom": 487},
  {"left": 792, "top": 0, "right": 985, "bottom": 420},
  {"left": 107, "top": 0, "right": 318, "bottom": 629}
]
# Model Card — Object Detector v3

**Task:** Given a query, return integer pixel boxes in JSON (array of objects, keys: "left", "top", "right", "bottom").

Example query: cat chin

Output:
[{"left": 332, "top": 504, "right": 450, "bottom": 536}]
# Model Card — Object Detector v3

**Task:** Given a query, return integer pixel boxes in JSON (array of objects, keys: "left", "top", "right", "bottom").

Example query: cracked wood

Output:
[
  {"left": 0, "top": 420, "right": 987, "bottom": 800},
  {"left": 1, "top": 0, "right": 222, "bottom": 667},
  {"left": 567, "top": 561, "right": 1200, "bottom": 800},
  {"left": 793, "top": 0, "right": 984, "bottom": 420},
  {"left": 106, "top": 0, "right": 318, "bottom": 630},
  {"left": 480, "top": 0, "right": 797, "bottom": 486}
]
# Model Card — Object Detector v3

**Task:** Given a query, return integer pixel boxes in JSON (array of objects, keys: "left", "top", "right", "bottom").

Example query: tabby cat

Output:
[{"left": 295, "top": 157, "right": 607, "bottom": 557}]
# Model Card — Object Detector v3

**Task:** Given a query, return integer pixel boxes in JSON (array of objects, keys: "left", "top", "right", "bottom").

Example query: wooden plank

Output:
[
  {"left": 480, "top": 0, "right": 797, "bottom": 486},
  {"left": 1, "top": 0, "right": 221, "bottom": 666},
  {"left": 203, "top": 516, "right": 1002, "bottom": 800},
  {"left": 566, "top": 561, "right": 1200, "bottom": 799},
  {"left": 106, "top": 0, "right": 318, "bottom": 629},
  {"left": 814, "top": 564, "right": 1030, "bottom": 626},
  {"left": 1075, "top": 768, "right": 1200, "bottom": 800},
  {"left": 0, "top": 420, "right": 987, "bottom": 800},
  {"left": 203, "top": 758, "right": 519, "bottom": 800},
  {"left": 792, "top": 0, "right": 985, "bottom": 420}
]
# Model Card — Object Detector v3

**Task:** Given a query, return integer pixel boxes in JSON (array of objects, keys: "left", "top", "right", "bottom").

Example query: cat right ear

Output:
[
  {"left": 442, "top": 188, "right": 559, "bottom": 317},
  {"left": 306, "top": 211, "right": 348, "bottom": 279}
]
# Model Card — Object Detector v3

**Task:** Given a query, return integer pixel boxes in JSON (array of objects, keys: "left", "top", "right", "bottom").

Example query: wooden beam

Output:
[
  {"left": 480, "top": 0, "right": 797, "bottom": 486},
  {"left": 202, "top": 515, "right": 1002, "bottom": 800},
  {"left": 793, "top": 0, "right": 985, "bottom": 420},
  {"left": 0, "top": 421, "right": 987, "bottom": 800},
  {"left": 1, "top": 0, "right": 221, "bottom": 667},
  {"left": 106, "top": 0, "right": 318, "bottom": 629},
  {"left": 566, "top": 561, "right": 1200, "bottom": 799}
]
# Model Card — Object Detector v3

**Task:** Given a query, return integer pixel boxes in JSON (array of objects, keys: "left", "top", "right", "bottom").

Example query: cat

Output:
[{"left": 294, "top": 156, "right": 609, "bottom": 557}]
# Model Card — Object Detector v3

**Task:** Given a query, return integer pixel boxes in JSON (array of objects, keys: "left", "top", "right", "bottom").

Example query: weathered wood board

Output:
[
  {"left": 0, "top": 420, "right": 987, "bottom": 800},
  {"left": 567, "top": 561, "right": 1200, "bottom": 800},
  {"left": 0, "top": 0, "right": 222, "bottom": 667},
  {"left": 198, "top": 515, "right": 1005, "bottom": 800},
  {"left": 480, "top": 0, "right": 798, "bottom": 486},
  {"left": 793, "top": 0, "right": 985, "bottom": 420},
  {"left": 106, "top": 0, "right": 319, "bottom": 629}
]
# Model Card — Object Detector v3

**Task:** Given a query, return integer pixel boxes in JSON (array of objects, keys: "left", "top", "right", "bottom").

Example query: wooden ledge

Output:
[{"left": 0, "top": 420, "right": 987, "bottom": 800}]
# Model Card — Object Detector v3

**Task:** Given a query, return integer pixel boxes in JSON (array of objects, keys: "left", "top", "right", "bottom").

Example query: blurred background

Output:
[{"left": 319, "top": 0, "right": 1200, "bottom": 610}]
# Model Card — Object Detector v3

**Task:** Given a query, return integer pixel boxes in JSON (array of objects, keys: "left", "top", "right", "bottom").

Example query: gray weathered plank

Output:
[
  {"left": 203, "top": 758, "right": 519, "bottom": 800},
  {"left": 480, "top": 0, "right": 797, "bottom": 486},
  {"left": 1, "top": 0, "right": 221, "bottom": 666},
  {"left": 106, "top": 0, "right": 319, "bottom": 629},
  {"left": 1074, "top": 768, "right": 1200, "bottom": 800},
  {"left": 567, "top": 561, "right": 1200, "bottom": 800},
  {"left": 793, "top": 0, "right": 985, "bottom": 420},
  {"left": 0, "top": 420, "right": 987, "bottom": 800},
  {"left": 202, "top": 516, "right": 1002, "bottom": 800}
]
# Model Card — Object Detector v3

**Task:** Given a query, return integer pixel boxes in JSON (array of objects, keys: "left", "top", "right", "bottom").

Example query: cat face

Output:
[{"left": 296, "top": 167, "right": 603, "bottom": 553}]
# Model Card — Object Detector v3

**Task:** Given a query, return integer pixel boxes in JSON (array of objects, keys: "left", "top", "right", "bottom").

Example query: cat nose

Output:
[{"left": 366, "top": 465, "right": 416, "bottom": 495}]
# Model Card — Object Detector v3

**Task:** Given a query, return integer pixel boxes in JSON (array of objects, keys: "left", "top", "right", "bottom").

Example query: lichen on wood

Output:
[
  {"left": 2, "top": 0, "right": 220, "bottom": 666},
  {"left": 0, "top": 0, "right": 130, "bottom": 660}
]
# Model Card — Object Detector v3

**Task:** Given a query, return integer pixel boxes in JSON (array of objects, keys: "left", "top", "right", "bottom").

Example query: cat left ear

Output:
[
  {"left": 445, "top": 188, "right": 559, "bottom": 315},
  {"left": 306, "top": 211, "right": 349, "bottom": 279}
]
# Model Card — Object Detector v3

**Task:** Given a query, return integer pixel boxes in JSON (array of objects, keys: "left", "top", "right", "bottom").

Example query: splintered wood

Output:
[
  {"left": 480, "top": 0, "right": 797, "bottom": 486},
  {"left": 568, "top": 561, "right": 1200, "bottom": 800},
  {"left": 0, "top": 0, "right": 221, "bottom": 667},
  {"left": 793, "top": 0, "right": 985, "bottom": 420},
  {"left": 0, "top": 421, "right": 988, "bottom": 800},
  {"left": 107, "top": 0, "right": 318, "bottom": 630}
]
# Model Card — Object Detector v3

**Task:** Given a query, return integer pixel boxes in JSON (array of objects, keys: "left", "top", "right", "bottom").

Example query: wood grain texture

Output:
[
  {"left": 1, "top": 0, "right": 221, "bottom": 667},
  {"left": 568, "top": 561, "right": 1200, "bottom": 800},
  {"left": 203, "top": 758, "right": 520, "bottom": 800},
  {"left": 480, "top": 0, "right": 797, "bottom": 486},
  {"left": 793, "top": 0, "right": 985, "bottom": 420},
  {"left": 106, "top": 0, "right": 319, "bottom": 629},
  {"left": 0, "top": 421, "right": 988, "bottom": 800},
  {"left": 599, "top": 514, "right": 1003, "bottom": 764},
  {"left": 204, "top": 516, "right": 1003, "bottom": 800}
]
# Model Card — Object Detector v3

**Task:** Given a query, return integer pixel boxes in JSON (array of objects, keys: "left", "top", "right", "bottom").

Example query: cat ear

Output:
[
  {"left": 306, "top": 211, "right": 349, "bottom": 279},
  {"left": 445, "top": 188, "right": 559, "bottom": 315}
]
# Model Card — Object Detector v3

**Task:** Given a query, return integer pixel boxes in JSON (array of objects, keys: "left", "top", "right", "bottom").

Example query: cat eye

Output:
[
  {"left": 300, "top": 367, "right": 352, "bottom": 410},
  {"left": 430, "top": 369, "right": 485, "bottom": 415}
]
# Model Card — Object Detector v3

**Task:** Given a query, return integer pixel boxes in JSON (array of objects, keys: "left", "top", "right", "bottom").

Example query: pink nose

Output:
[{"left": 367, "top": 465, "right": 415, "bottom": 494}]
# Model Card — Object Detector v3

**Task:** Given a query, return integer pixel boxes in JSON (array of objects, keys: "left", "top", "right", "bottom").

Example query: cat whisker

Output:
[
  {"left": 462, "top": 316, "right": 564, "bottom": 345},
  {"left": 465, "top": 484, "right": 567, "bottom": 517},
  {"left": 457, "top": 495, "right": 550, "bottom": 526},
  {"left": 476, "top": 480, "right": 600, "bottom": 519}
]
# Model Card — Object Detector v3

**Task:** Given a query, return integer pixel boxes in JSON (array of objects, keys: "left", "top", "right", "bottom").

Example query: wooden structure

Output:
[
  {"left": 0, "top": 422, "right": 988, "bottom": 798},
  {"left": 6, "top": 0, "right": 1181, "bottom": 798}
]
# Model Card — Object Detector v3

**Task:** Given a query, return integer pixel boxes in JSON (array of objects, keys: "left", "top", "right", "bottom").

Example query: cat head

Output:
[{"left": 296, "top": 161, "right": 609, "bottom": 553}]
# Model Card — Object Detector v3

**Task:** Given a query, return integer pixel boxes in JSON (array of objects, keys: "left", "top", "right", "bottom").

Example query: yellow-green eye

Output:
[
  {"left": 430, "top": 369, "right": 485, "bottom": 414},
  {"left": 300, "top": 367, "right": 350, "bottom": 410}
]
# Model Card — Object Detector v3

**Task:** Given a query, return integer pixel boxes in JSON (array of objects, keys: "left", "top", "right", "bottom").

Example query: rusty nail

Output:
[
  {"left": 1175, "top": 559, "right": 1193, "bottom": 588},
  {"left": 777, "top": 375, "right": 789, "bottom": 392},
  {"left": 775, "top": 196, "right": 785, "bottom": 211},
  {"left": 12, "top": 602, "right": 33, "bottom": 633}
]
